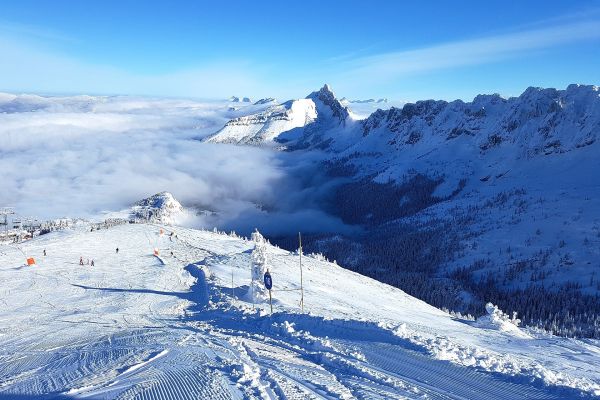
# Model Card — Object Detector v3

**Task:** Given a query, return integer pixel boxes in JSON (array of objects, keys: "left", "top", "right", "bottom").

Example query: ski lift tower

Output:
[{"left": 0, "top": 207, "right": 15, "bottom": 238}]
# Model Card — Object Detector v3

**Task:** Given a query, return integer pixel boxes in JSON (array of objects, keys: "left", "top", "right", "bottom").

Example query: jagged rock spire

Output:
[{"left": 306, "top": 84, "right": 350, "bottom": 123}]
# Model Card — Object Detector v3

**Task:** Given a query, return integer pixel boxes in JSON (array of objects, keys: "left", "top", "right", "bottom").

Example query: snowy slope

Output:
[{"left": 0, "top": 223, "right": 598, "bottom": 398}]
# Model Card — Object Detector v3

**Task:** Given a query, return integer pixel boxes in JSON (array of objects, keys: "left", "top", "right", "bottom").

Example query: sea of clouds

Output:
[{"left": 0, "top": 93, "right": 350, "bottom": 236}]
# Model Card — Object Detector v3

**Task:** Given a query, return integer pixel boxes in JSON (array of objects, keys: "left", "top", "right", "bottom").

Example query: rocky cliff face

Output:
[
  {"left": 361, "top": 84, "right": 599, "bottom": 156},
  {"left": 305, "top": 84, "right": 350, "bottom": 124}
]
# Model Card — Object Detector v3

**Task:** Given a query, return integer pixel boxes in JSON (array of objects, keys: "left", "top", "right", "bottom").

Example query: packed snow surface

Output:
[{"left": 1, "top": 223, "right": 598, "bottom": 399}]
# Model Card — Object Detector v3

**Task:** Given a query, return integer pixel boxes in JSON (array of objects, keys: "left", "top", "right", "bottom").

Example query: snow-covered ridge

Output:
[
  {"left": 205, "top": 98, "right": 317, "bottom": 145},
  {"left": 340, "top": 97, "right": 388, "bottom": 104},
  {"left": 305, "top": 84, "right": 350, "bottom": 124},
  {"left": 361, "top": 84, "right": 600, "bottom": 155},
  {"left": 206, "top": 84, "right": 352, "bottom": 146},
  {"left": 253, "top": 97, "right": 276, "bottom": 105}
]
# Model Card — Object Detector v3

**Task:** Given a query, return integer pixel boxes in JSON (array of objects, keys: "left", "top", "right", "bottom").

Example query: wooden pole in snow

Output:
[
  {"left": 250, "top": 259, "right": 255, "bottom": 310},
  {"left": 299, "top": 232, "right": 304, "bottom": 312}
]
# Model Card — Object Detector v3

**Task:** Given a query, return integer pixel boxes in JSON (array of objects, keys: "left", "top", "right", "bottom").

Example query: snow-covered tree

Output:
[
  {"left": 484, "top": 302, "right": 521, "bottom": 327},
  {"left": 249, "top": 230, "right": 270, "bottom": 302}
]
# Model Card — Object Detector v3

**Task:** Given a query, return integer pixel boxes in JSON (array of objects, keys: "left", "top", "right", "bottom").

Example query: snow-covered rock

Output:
[
  {"left": 475, "top": 303, "right": 529, "bottom": 338},
  {"left": 305, "top": 84, "right": 350, "bottom": 124}
]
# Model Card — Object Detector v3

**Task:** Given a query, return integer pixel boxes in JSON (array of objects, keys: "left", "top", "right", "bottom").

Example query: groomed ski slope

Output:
[{"left": 0, "top": 223, "right": 598, "bottom": 399}]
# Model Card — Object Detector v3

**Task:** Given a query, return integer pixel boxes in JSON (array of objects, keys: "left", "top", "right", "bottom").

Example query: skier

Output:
[
  {"left": 116, "top": 247, "right": 119, "bottom": 254},
  {"left": 170, "top": 251, "right": 174, "bottom": 257},
  {"left": 43, "top": 249, "right": 46, "bottom": 256},
  {"left": 79, "top": 256, "right": 84, "bottom": 266},
  {"left": 91, "top": 260, "right": 95, "bottom": 267}
]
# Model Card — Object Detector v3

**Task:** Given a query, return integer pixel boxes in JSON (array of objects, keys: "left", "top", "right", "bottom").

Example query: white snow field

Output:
[{"left": 1, "top": 223, "right": 599, "bottom": 399}]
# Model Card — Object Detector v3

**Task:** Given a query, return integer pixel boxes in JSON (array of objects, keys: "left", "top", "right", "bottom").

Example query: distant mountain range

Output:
[{"left": 340, "top": 97, "right": 388, "bottom": 104}]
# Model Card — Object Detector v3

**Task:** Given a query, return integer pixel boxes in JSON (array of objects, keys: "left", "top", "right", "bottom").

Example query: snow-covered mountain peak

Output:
[
  {"left": 205, "top": 99, "right": 317, "bottom": 145},
  {"left": 134, "top": 191, "right": 181, "bottom": 210},
  {"left": 306, "top": 84, "right": 350, "bottom": 123},
  {"left": 131, "top": 192, "right": 185, "bottom": 224},
  {"left": 228, "top": 96, "right": 251, "bottom": 103},
  {"left": 206, "top": 84, "right": 354, "bottom": 146}
]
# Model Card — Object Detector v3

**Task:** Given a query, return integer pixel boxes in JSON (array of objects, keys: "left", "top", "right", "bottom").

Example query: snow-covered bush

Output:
[
  {"left": 484, "top": 302, "right": 521, "bottom": 326},
  {"left": 475, "top": 303, "right": 528, "bottom": 337}
]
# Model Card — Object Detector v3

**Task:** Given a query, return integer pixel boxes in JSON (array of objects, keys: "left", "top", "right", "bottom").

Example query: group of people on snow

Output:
[
  {"left": 76, "top": 247, "right": 122, "bottom": 267},
  {"left": 41, "top": 229, "right": 177, "bottom": 268},
  {"left": 79, "top": 256, "right": 94, "bottom": 267}
]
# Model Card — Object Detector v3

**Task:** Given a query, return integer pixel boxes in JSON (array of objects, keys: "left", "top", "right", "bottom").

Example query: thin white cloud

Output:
[
  {"left": 0, "top": 35, "right": 273, "bottom": 99},
  {"left": 339, "top": 19, "right": 600, "bottom": 83},
  {"left": 0, "top": 19, "right": 77, "bottom": 43}
]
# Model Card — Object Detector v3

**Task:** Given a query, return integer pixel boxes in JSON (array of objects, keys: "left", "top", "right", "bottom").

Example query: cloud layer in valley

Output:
[{"left": 0, "top": 93, "right": 351, "bottom": 236}]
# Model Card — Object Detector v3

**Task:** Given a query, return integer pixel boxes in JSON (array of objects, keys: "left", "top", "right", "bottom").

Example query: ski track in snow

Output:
[{"left": 0, "top": 224, "right": 597, "bottom": 399}]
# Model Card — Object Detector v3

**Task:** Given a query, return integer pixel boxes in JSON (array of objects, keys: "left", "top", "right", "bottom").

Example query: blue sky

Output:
[{"left": 0, "top": 0, "right": 599, "bottom": 101}]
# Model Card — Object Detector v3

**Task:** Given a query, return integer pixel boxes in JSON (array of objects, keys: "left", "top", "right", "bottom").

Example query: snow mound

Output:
[{"left": 475, "top": 303, "right": 530, "bottom": 338}]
